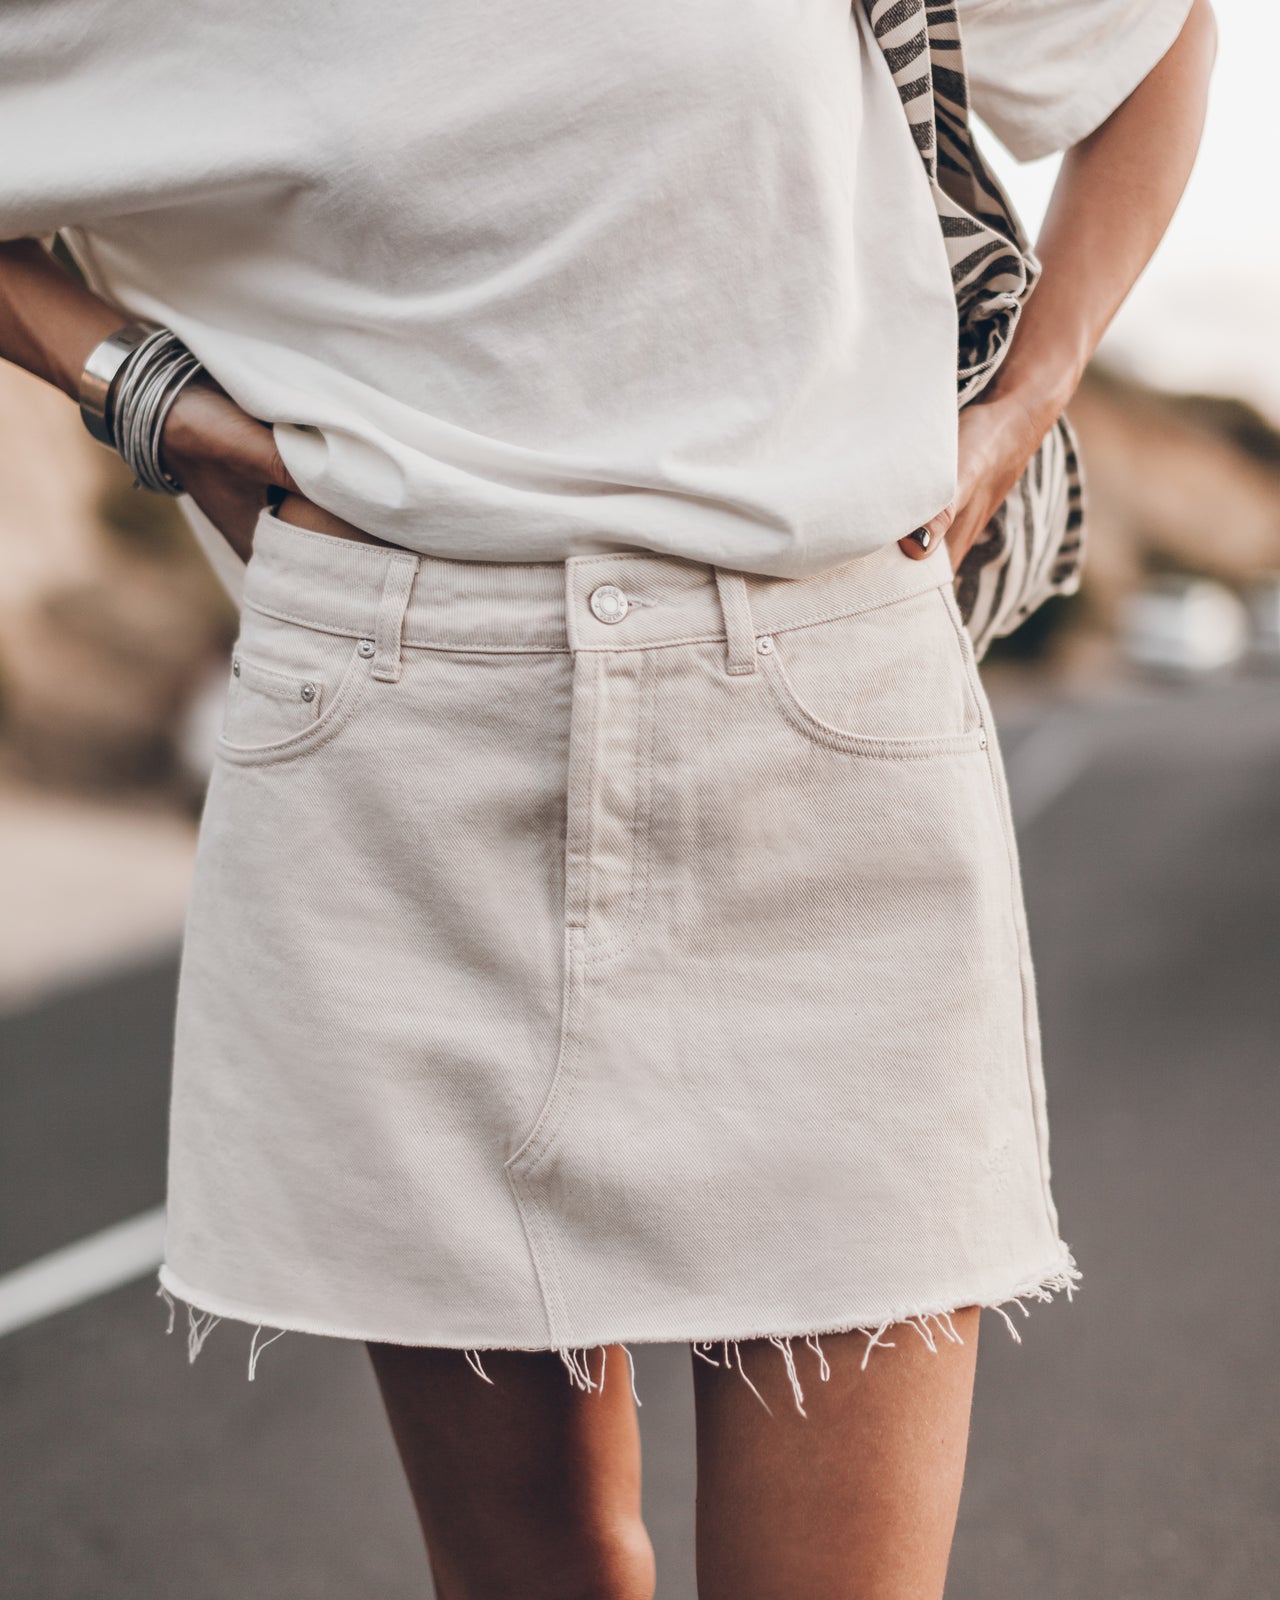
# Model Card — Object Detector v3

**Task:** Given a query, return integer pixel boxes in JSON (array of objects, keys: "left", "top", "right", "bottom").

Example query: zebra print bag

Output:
[{"left": 866, "top": 0, "right": 1086, "bottom": 660}]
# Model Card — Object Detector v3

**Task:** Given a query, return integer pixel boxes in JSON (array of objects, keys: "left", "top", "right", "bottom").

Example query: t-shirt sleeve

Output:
[{"left": 957, "top": 0, "right": 1196, "bottom": 162}]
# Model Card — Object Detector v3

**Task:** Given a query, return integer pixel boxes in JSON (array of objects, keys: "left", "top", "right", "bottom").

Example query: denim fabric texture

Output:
[{"left": 159, "top": 505, "right": 1077, "bottom": 1396}]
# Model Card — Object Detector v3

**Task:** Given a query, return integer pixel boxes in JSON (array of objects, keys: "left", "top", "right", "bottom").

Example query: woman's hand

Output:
[
  {"left": 159, "top": 378, "right": 300, "bottom": 562},
  {"left": 899, "top": 0, "right": 1216, "bottom": 579},
  {"left": 897, "top": 391, "right": 1049, "bottom": 574}
]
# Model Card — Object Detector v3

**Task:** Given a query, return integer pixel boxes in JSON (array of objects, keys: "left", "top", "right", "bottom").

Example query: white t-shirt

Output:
[{"left": 1, "top": 0, "right": 1192, "bottom": 594}]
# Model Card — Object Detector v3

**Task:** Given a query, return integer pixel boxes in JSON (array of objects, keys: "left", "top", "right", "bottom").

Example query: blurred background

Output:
[{"left": 2, "top": 3, "right": 1277, "bottom": 1595}]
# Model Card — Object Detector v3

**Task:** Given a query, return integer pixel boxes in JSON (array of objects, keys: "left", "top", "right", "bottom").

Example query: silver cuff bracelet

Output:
[
  {"left": 77, "top": 320, "right": 207, "bottom": 494},
  {"left": 77, "top": 320, "right": 159, "bottom": 445}
]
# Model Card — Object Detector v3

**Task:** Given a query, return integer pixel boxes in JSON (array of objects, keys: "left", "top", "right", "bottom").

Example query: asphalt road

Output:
[{"left": 2, "top": 676, "right": 1278, "bottom": 1599}]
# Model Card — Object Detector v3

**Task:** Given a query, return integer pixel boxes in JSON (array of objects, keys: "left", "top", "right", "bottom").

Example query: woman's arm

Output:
[
  {"left": 0, "top": 237, "right": 125, "bottom": 395},
  {"left": 0, "top": 236, "right": 298, "bottom": 560},
  {"left": 900, "top": 0, "right": 1219, "bottom": 567}
]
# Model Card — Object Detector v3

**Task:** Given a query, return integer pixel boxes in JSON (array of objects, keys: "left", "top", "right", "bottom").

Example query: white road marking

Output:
[
  {"left": 0, "top": 775, "right": 194, "bottom": 1015},
  {"left": 0, "top": 1206, "right": 165, "bottom": 1339},
  {"left": 1003, "top": 714, "right": 1097, "bottom": 828}
]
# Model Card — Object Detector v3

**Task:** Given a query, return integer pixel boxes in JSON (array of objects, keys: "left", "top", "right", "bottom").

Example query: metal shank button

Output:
[{"left": 589, "top": 584, "right": 629, "bottom": 624}]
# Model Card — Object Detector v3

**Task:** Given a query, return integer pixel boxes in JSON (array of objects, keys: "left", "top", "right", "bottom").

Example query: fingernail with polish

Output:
[{"left": 908, "top": 527, "right": 932, "bottom": 550}]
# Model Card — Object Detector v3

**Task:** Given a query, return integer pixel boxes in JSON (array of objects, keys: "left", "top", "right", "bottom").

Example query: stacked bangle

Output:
[{"left": 78, "top": 321, "right": 206, "bottom": 494}]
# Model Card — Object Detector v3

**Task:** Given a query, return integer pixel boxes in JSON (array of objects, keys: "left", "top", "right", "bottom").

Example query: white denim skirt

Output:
[{"left": 159, "top": 505, "right": 1078, "bottom": 1405}]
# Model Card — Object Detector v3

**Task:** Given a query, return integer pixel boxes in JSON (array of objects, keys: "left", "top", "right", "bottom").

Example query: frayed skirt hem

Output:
[{"left": 156, "top": 1247, "right": 1081, "bottom": 1416}]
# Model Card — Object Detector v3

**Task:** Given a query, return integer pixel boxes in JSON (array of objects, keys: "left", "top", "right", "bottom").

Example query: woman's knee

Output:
[
  {"left": 562, "top": 1517, "right": 657, "bottom": 1600},
  {"left": 437, "top": 1514, "right": 656, "bottom": 1600}
]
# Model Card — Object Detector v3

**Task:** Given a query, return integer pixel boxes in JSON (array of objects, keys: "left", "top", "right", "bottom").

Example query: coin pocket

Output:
[{"left": 223, "top": 653, "right": 325, "bottom": 747}]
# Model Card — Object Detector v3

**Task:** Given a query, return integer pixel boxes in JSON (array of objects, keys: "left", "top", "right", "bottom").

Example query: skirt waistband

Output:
[{"left": 241, "top": 504, "right": 955, "bottom": 656}]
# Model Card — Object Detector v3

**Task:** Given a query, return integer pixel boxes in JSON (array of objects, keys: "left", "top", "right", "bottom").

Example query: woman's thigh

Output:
[
  {"left": 367, "top": 1343, "right": 655, "bottom": 1600},
  {"left": 691, "top": 1310, "right": 980, "bottom": 1600}
]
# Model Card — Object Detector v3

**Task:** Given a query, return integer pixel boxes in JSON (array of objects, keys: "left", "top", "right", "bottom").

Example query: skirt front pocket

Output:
[{"left": 755, "top": 583, "right": 989, "bottom": 760}]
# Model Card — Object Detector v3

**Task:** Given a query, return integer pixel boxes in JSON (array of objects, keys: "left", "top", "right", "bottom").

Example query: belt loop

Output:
[
  {"left": 370, "top": 553, "right": 420, "bottom": 683},
  {"left": 713, "top": 567, "right": 757, "bottom": 676}
]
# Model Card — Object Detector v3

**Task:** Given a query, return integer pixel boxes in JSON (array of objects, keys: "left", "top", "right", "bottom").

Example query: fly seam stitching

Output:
[
  {"left": 577, "top": 652, "right": 603, "bottom": 932},
  {"left": 586, "top": 651, "right": 658, "bottom": 966}
]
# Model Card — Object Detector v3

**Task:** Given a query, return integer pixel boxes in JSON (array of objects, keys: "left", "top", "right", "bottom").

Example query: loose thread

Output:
[
  {"left": 247, "top": 1325, "right": 286, "bottom": 1381},
  {"left": 767, "top": 1335, "right": 807, "bottom": 1416},
  {"left": 185, "top": 1307, "right": 222, "bottom": 1364},
  {"left": 152, "top": 1256, "right": 1081, "bottom": 1399},
  {"left": 908, "top": 1315, "right": 939, "bottom": 1353},
  {"left": 859, "top": 1322, "right": 896, "bottom": 1372},
  {"left": 732, "top": 1341, "right": 773, "bottom": 1416},
  {"left": 805, "top": 1334, "right": 831, "bottom": 1383},
  {"left": 462, "top": 1348, "right": 495, "bottom": 1385},
  {"left": 935, "top": 1311, "right": 964, "bottom": 1345},
  {"left": 991, "top": 1303, "right": 1025, "bottom": 1342},
  {"left": 622, "top": 1344, "right": 642, "bottom": 1406}
]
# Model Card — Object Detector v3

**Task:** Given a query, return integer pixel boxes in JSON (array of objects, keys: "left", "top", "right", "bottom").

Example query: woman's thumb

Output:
[{"left": 264, "top": 438, "right": 301, "bottom": 495}]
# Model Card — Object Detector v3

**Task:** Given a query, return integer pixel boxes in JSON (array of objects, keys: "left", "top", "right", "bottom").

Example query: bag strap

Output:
[
  {"left": 863, "top": 1, "right": 1087, "bottom": 659},
  {"left": 862, "top": 0, "right": 1038, "bottom": 402}
]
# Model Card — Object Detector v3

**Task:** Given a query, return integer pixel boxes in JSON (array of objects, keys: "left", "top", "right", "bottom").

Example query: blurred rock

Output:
[
  {"left": 0, "top": 360, "right": 103, "bottom": 609},
  {"left": 0, "top": 363, "right": 234, "bottom": 792},
  {"left": 2, "top": 555, "right": 231, "bottom": 787},
  {"left": 1058, "top": 365, "right": 1280, "bottom": 671}
]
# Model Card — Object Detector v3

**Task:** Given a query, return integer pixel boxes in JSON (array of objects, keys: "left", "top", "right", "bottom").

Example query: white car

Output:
[{"left": 1120, "top": 576, "right": 1249, "bottom": 678}]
